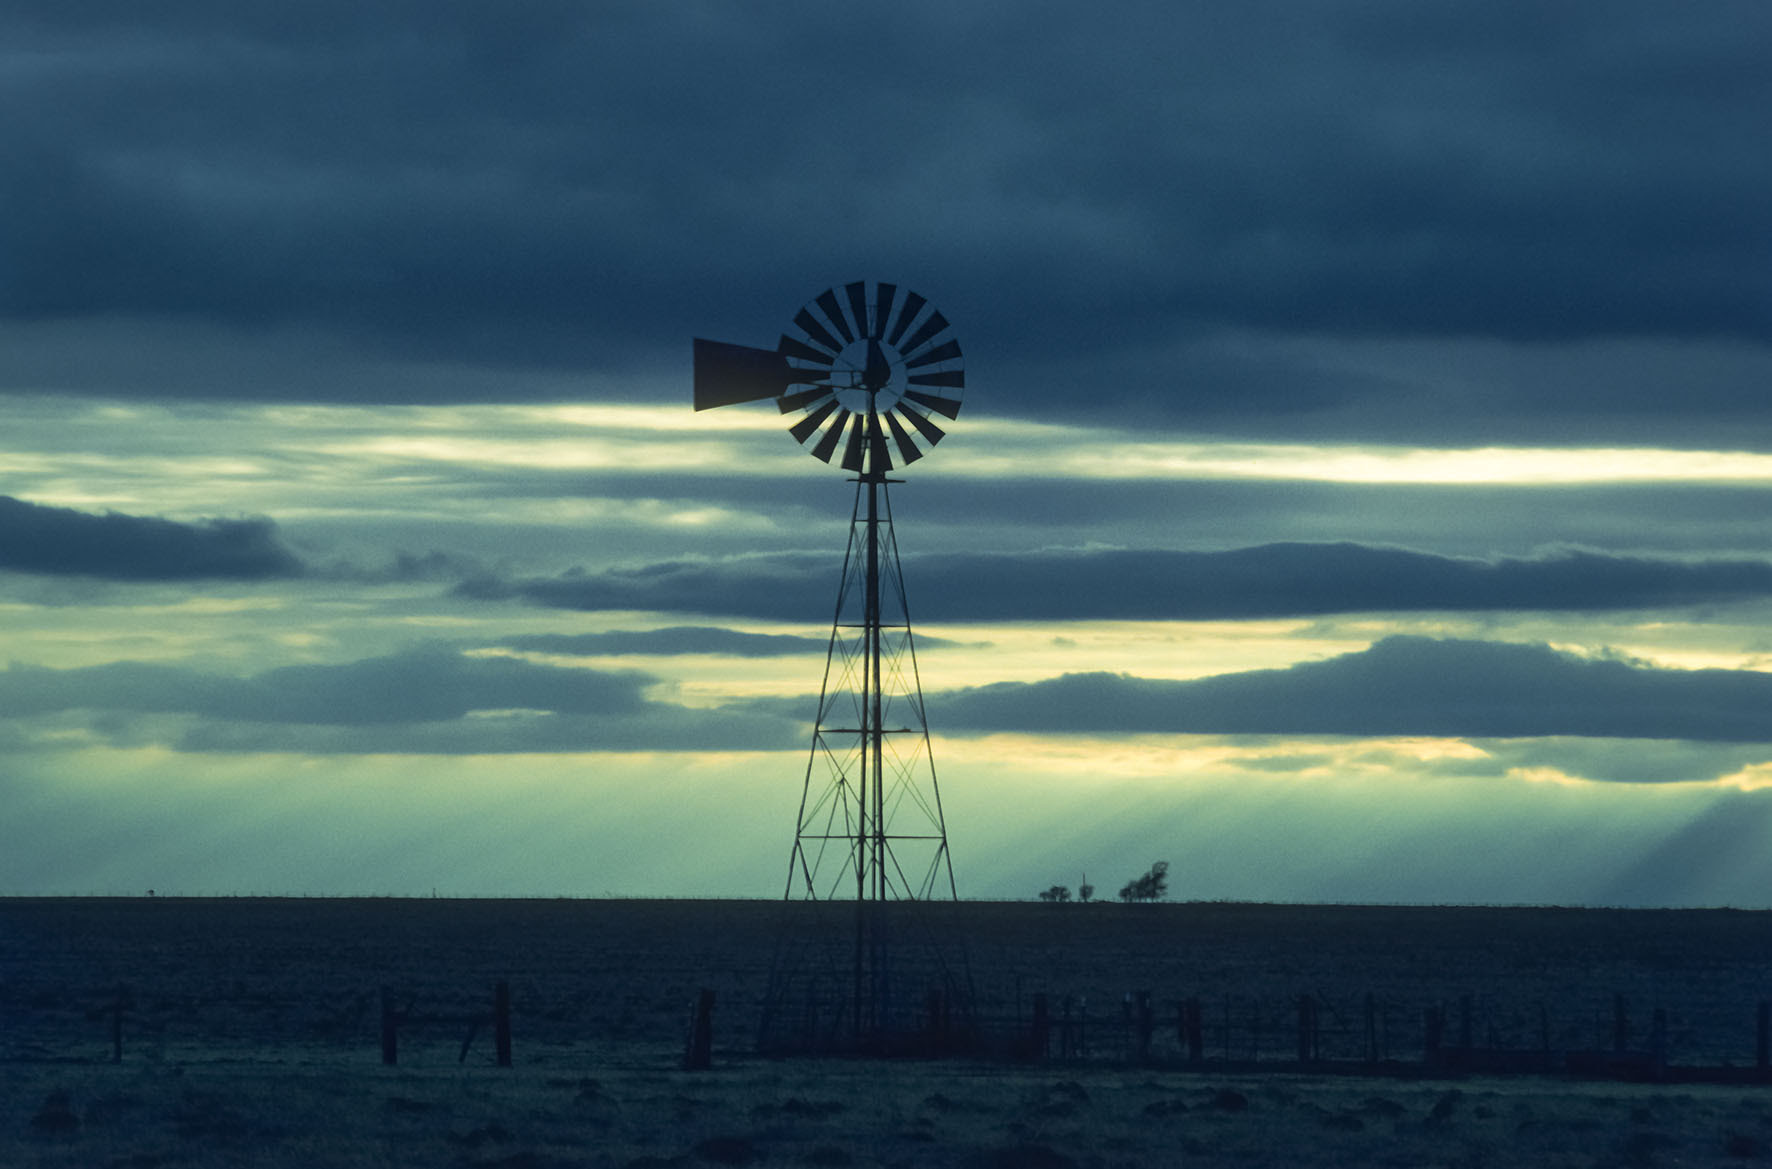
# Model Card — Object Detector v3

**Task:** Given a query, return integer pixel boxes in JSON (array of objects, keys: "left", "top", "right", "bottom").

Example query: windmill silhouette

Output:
[{"left": 693, "top": 280, "right": 968, "bottom": 1049}]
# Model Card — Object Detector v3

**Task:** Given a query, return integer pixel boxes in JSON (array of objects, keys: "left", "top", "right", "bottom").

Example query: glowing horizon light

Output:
[{"left": 950, "top": 423, "right": 1772, "bottom": 486}]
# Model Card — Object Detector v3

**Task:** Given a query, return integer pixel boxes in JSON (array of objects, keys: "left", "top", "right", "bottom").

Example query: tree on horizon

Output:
[{"left": 1118, "top": 861, "right": 1169, "bottom": 903}]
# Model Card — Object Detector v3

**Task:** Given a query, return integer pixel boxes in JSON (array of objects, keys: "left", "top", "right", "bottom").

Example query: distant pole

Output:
[
  {"left": 110, "top": 988, "right": 126, "bottom": 1064},
  {"left": 493, "top": 980, "right": 512, "bottom": 1068},
  {"left": 1030, "top": 993, "right": 1050, "bottom": 1062},
  {"left": 683, "top": 989, "right": 715, "bottom": 1070},
  {"left": 381, "top": 987, "right": 398, "bottom": 1066}
]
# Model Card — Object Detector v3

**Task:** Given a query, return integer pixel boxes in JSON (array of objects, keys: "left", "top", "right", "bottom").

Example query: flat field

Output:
[{"left": 5, "top": 898, "right": 1772, "bottom": 1167}]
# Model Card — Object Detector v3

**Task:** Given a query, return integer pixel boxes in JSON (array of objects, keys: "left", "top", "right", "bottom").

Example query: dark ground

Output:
[
  {"left": 7, "top": 899, "right": 1772, "bottom": 1167},
  {"left": 5, "top": 898, "right": 1771, "bottom": 1068}
]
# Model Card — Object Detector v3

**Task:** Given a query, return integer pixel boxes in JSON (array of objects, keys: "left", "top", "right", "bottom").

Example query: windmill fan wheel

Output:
[{"left": 692, "top": 281, "right": 964, "bottom": 477}]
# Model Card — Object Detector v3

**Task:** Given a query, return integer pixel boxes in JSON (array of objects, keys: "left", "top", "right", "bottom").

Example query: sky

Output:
[{"left": 3, "top": 1, "right": 1771, "bottom": 905}]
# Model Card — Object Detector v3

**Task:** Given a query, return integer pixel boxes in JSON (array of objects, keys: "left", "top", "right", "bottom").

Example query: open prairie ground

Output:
[{"left": 5, "top": 898, "right": 1772, "bottom": 1166}]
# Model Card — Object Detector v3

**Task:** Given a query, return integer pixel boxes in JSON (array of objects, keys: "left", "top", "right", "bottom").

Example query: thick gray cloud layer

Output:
[
  {"left": 0, "top": 495, "right": 302, "bottom": 580},
  {"left": 0, "top": 643, "right": 800, "bottom": 753},
  {"left": 8, "top": 634, "right": 1771, "bottom": 760},
  {"left": 1, "top": 644, "right": 645, "bottom": 725},
  {"left": 462, "top": 543, "right": 1772, "bottom": 621},
  {"left": 931, "top": 635, "right": 1772, "bottom": 745},
  {"left": 2, "top": 3, "right": 1767, "bottom": 443}
]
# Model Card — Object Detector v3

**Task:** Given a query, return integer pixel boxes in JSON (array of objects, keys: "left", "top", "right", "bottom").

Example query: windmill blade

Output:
[
  {"left": 779, "top": 335, "right": 836, "bottom": 365},
  {"left": 845, "top": 282, "right": 871, "bottom": 343},
  {"left": 908, "top": 369, "right": 965, "bottom": 390},
  {"left": 867, "top": 412, "right": 893, "bottom": 474},
  {"left": 884, "top": 408, "right": 924, "bottom": 464},
  {"left": 904, "top": 388, "right": 961, "bottom": 419},
  {"left": 789, "top": 398, "right": 839, "bottom": 442},
  {"left": 887, "top": 291, "right": 926, "bottom": 346},
  {"left": 794, "top": 308, "right": 844, "bottom": 356},
  {"left": 903, "top": 338, "right": 962, "bottom": 368},
  {"left": 871, "top": 283, "right": 897, "bottom": 338},
  {"left": 811, "top": 408, "right": 852, "bottom": 463},
  {"left": 841, "top": 413, "right": 868, "bottom": 472},
  {"left": 895, "top": 402, "right": 946, "bottom": 446},
  {"left": 815, "top": 290, "right": 856, "bottom": 345},
  {"left": 693, "top": 338, "right": 793, "bottom": 410},
  {"left": 899, "top": 310, "right": 950, "bottom": 358},
  {"left": 779, "top": 386, "right": 835, "bottom": 414}
]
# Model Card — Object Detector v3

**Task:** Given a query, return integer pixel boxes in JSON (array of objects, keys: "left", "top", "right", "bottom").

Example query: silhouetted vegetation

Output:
[
  {"left": 1036, "top": 885, "right": 1071, "bottom": 903},
  {"left": 1118, "top": 861, "right": 1169, "bottom": 903}
]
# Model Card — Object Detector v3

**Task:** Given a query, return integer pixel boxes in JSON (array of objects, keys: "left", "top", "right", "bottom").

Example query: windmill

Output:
[{"left": 693, "top": 280, "right": 967, "bottom": 1049}]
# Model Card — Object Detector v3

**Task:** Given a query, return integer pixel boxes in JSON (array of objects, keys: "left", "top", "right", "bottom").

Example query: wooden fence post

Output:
[
  {"left": 683, "top": 988, "right": 714, "bottom": 1071},
  {"left": 381, "top": 986, "right": 398, "bottom": 1066},
  {"left": 1757, "top": 1001, "right": 1769, "bottom": 1074},
  {"left": 1363, "top": 993, "right": 1378, "bottom": 1064},
  {"left": 1182, "top": 997, "right": 1204, "bottom": 1064},
  {"left": 1612, "top": 993, "right": 1628, "bottom": 1054},
  {"left": 1029, "top": 992, "right": 1050, "bottom": 1062},
  {"left": 494, "top": 980, "right": 512, "bottom": 1068},
  {"left": 924, "top": 987, "right": 948, "bottom": 1052},
  {"left": 1296, "top": 994, "right": 1316, "bottom": 1064},
  {"left": 1424, "top": 1004, "right": 1444, "bottom": 1066},
  {"left": 1133, "top": 991, "right": 1153, "bottom": 1063},
  {"left": 110, "top": 990, "right": 126, "bottom": 1064}
]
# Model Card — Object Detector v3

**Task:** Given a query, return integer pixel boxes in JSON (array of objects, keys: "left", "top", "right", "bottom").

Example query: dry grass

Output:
[{"left": 9, "top": 1057, "right": 1772, "bottom": 1167}]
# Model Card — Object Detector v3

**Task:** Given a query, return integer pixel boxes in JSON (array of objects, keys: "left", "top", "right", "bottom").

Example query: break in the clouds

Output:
[
  {"left": 931, "top": 636, "right": 1772, "bottom": 745},
  {"left": 2, "top": 3, "right": 1768, "bottom": 445},
  {"left": 462, "top": 543, "right": 1772, "bottom": 622},
  {"left": 0, "top": 495, "right": 302, "bottom": 580},
  {"left": 500, "top": 627, "right": 829, "bottom": 658}
]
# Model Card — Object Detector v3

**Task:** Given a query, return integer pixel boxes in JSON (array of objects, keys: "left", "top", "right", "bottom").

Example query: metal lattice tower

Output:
[
  {"left": 692, "top": 280, "right": 968, "bottom": 1050},
  {"left": 789, "top": 472, "right": 956, "bottom": 908}
]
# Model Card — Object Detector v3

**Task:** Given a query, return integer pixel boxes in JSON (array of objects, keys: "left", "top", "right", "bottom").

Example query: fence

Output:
[
  {"left": 987, "top": 988, "right": 1772, "bottom": 1083},
  {"left": 16, "top": 979, "right": 1772, "bottom": 1083},
  {"left": 377, "top": 981, "right": 512, "bottom": 1067}
]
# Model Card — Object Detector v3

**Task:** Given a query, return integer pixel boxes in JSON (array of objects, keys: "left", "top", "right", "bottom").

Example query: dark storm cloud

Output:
[
  {"left": 0, "top": 643, "right": 801, "bottom": 753},
  {"left": 931, "top": 636, "right": 1772, "bottom": 744},
  {"left": 1468, "top": 739, "right": 1772, "bottom": 786},
  {"left": 459, "top": 543, "right": 1772, "bottom": 622},
  {"left": 0, "top": 495, "right": 302, "bottom": 580},
  {"left": 0, "top": 644, "right": 648, "bottom": 725},
  {"left": 2, "top": 2, "right": 1767, "bottom": 438}
]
